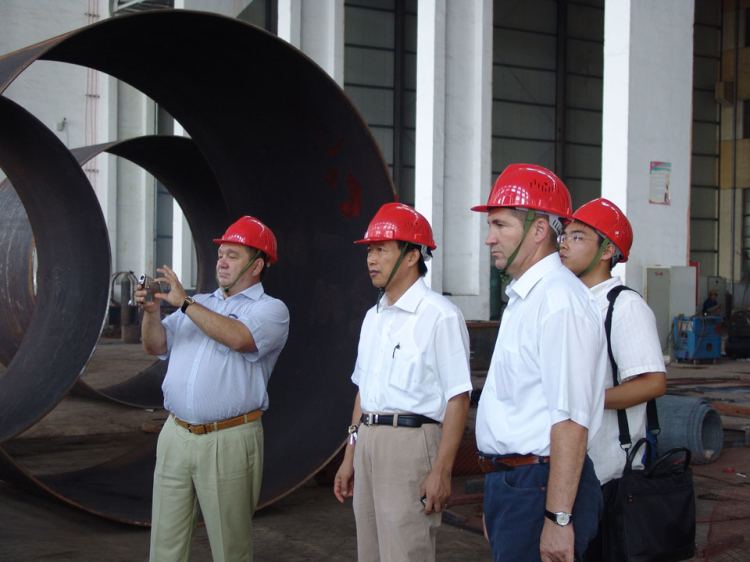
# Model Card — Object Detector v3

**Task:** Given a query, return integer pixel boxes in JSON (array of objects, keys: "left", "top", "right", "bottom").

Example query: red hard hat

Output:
[
  {"left": 572, "top": 198, "right": 632, "bottom": 263},
  {"left": 355, "top": 203, "right": 437, "bottom": 250},
  {"left": 471, "top": 164, "right": 573, "bottom": 220},
  {"left": 214, "top": 216, "right": 278, "bottom": 263}
]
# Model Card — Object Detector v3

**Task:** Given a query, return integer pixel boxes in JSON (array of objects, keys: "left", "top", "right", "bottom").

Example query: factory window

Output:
[{"left": 344, "top": 0, "right": 417, "bottom": 204}]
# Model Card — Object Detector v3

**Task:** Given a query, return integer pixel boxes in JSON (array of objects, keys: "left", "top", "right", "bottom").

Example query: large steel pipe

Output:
[
  {"left": 0, "top": 96, "right": 111, "bottom": 442},
  {"left": 0, "top": 136, "right": 229, "bottom": 409},
  {"left": 0, "top": 10, "right": 394, "bottom": 523},
  {"left": 0, "top": 179, "right": 35, "bottom": 367}
]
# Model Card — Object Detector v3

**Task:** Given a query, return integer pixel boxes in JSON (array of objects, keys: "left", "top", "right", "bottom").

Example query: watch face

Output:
[{"left": 556, "top": 512, "right": 571, "bottom": 526}]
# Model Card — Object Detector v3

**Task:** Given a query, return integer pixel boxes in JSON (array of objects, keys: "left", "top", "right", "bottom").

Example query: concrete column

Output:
[
  {"left": 414, "top": 0, "right": 492, "bottom": 320},
  {"left": 601, "top": 0, "right": 695, "bottom": 294},
  {"left": 278, "top": 0, "right": 344, "bottom": 85},
  {"left": 116, "top": 81, "right": 156, "bottom": 277},
  {"left": 169, "top": 119, "right": 196, "bottom": 289}
]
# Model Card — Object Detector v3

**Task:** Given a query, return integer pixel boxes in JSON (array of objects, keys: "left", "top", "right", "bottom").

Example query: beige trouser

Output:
[
  {"left": 353, "top": 421, "right": 442, "bottom": 562},
  {"left": 149, "top": 415, "right": 263, "bottom": 562}
]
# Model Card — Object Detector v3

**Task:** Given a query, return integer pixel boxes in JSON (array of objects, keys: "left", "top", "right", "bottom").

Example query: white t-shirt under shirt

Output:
[
  {"left": 475, "top": 253, "right": 608, "bottom": 457},
  {"left": 587, "top": 277, "right": 666, "bottom": 484},
  {"left": 352, "top": 277, "right": 473, "bottom": 423}
]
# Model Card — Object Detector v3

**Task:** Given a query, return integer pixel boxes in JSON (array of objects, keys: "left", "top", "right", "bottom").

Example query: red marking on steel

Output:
[
  {"left": 328, "top": 136, "right": 344, "bottom": 157},
  {"left": 340, "top": 173, "right": 362, "bottom": 218}
]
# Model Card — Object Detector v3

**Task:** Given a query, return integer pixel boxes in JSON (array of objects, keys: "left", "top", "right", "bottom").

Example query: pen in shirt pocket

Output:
[{"left": 392, "top": 343, "right": 400, "bottom": 358}]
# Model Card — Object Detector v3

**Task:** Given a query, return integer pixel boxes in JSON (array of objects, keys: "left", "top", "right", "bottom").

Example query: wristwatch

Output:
[
  {"left": 181, "top": 296, "right": 195, "bottom": 313},
  {"left": 347, "top": 424, "right": 359, "bottom": 446},
  {"left": 544, "top": 509, "right": 572, "bottom": 526}
]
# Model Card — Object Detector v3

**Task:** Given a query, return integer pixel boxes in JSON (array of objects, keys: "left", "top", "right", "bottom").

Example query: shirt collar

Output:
[
  {"left": 590, "top": 276, "right": 622, "bottom": 300},
  {"left": 210, "top": 281, "right": 265, "bottom": 301},
  {"left": 506, "top": 253, "right": 562, "bottom": 299},
  {"left": 384, "top": 277, "right": 428, "bottom": 313}
]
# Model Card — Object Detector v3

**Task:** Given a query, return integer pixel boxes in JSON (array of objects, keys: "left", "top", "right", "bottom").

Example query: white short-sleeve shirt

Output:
[
  {"left": 588, "top": 277, "right": 666, "bottom": 484},
  {"left": 352, "top": 277, "right": 473, "bottom": 423},
  {"left": 160, "top": 283, "right": 290, "bottom": 423},
  {"left": 475, "top": 253, "right": 608, "bottom": 456}
]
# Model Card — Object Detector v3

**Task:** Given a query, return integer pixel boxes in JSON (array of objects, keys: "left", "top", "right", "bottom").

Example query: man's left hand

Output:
[
  {"left": 540, "top": 519, "right": 575, "bottom": 562},
  {"left": 420, "top": 470, "right": 451, "bottom": 514},
  {"left": 154, "top": 265, "right": 186, "bottom": 308}
]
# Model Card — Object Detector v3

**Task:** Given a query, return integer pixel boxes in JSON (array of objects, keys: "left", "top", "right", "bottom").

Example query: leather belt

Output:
[
  {"left": 360, "top": 413, "right": 439, "bottom": 428},
  {"left": 172, "top": 410, "right": 262, "bottom": 435},
  {"left": 477, "top": 453, "right": 550, "bottom": 473}
]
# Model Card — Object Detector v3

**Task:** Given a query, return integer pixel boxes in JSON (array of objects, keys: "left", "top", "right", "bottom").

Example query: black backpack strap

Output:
[
  {"left": 605, "top": 286, "right": 634, "bottom": 449},
  {"left": 605, "top": 286, "right": 661, "bottom": 449}
]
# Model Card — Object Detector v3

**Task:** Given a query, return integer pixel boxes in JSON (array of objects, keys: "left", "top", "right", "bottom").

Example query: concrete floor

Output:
[
  {"left": 0, "top": 476, "right": 491, "bottom": 561},
  {"left": 1, "top": 339, "right": 749, "bottom": 560}
]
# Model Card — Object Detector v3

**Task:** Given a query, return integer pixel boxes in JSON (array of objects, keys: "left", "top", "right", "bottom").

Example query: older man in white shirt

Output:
[
  {"left": 334, "top": 203, "right": 472, "bottom": 562},
  {"left": 472, "top": 165, "right": 608, "bottom": 562}
]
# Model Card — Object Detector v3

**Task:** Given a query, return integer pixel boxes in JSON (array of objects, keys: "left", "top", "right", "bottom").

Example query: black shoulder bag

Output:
[{"left": 600, "top": 286, "right": 696, "bottom": 562}]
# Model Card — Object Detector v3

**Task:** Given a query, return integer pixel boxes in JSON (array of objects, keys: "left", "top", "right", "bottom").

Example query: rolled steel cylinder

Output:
[{"left": 0, "top": 10, "right": 394, "bottom": 524}]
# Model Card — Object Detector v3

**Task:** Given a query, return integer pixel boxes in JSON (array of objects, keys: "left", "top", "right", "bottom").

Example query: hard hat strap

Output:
[
  {"left": 376, "top": 243, "right": 410, "bottom": 312},
  {"left": 499, "top": 209, "right": 535, "bottom": 285},
  {"left": 578, "top": 237, "right": 611, "bottom": 279},
  {"left": 219, "top": 248, "right": 263, "bottom": 295}
]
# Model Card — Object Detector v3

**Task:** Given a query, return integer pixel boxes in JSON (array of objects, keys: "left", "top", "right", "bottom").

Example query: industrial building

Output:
[{"left": 0, "top": 1, "right": 749, "bottom": 560}]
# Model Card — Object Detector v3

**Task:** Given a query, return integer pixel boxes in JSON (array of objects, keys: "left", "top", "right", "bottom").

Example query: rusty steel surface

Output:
[
  {"left": 0, "top": 136, "right": 228, "bottom": 408},
  {"left": 0, "top": 10, "right": 394, "bottom": 523},
  {"left": 0, "top": 95, "right": 111, "bottom": 443},
  {"left": 0, "top": 179, "right": 35, "bottom": 367}
]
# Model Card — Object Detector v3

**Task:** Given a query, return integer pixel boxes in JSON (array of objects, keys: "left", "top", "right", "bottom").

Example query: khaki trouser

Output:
[
  {"left": 149, "top": 415, "right": 263, "bottom": 562},
  {"left": 353, "top": 421, "right": 442, "bottom": 562}
]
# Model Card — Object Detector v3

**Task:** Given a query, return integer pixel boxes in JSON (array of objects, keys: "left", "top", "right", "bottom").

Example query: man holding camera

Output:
[{"left": 136, "top": 216, "right": 290, "bottom": 562}]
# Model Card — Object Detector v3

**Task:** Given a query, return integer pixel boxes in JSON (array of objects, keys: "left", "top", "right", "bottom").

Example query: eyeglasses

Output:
[{"left": 557, "top": 233, "right": 588, "bottom": 244}]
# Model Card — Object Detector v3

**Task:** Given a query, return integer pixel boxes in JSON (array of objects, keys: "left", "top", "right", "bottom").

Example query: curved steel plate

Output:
[
  {"left": 0, "top": 10, "right": 394, "bottom": 521},
  {"left": 0, "top": 96, "right": 111, "bottom": 443},
  {"left": 0, "top": 136, "right": 229, "bottom": 408},
  {"left": 0, "top": 179, "right": 35, "bottom": 367}
]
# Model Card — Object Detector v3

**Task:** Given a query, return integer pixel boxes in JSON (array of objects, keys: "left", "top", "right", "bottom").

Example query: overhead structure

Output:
[{"left": 0, "top": 10, "right": 394, "bottom": 524}]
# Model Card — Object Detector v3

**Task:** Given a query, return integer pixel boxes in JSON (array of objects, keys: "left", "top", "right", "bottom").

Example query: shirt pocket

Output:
[
  {"left": 387, "top": 346, "right": 424, "bottom": 392},
  {"left": 493, "top": 339, "right": 522, "bottom": 401}
]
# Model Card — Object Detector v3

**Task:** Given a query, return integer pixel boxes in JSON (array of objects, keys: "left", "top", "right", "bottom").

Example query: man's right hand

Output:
[
  {"left": 333, "top": 459, "right": 355, "bottom": 503},
  {"left": 134, "top": 285, "right": 161, "bottom": 314}
]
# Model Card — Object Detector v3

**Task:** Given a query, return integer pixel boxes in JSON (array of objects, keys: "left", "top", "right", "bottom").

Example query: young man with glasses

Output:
[{"left": 558, "top": 198, "right": 666, "bottom": 561}]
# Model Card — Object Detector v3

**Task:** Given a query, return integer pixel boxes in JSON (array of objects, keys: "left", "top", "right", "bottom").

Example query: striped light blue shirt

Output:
[{"left": 159, "top": 282, "right": 289, "bottom": 423}]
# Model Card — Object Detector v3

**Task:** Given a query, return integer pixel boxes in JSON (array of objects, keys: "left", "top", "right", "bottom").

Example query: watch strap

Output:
[{"left": 181, "top": 296, "right": 195, "bottom": 313}]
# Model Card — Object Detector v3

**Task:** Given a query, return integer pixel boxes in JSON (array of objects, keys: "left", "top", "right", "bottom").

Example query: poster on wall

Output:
[{"left": 649, "top": 161, "right": 671, "bottom": 205}]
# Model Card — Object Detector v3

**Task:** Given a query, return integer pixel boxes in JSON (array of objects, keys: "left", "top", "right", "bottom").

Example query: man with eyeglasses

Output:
[
  {"left": 558, "top": 198, "right": 666, "bottom": 561},
  {"left": 472, "top": 165, "right": 608, "bottom": 562}
]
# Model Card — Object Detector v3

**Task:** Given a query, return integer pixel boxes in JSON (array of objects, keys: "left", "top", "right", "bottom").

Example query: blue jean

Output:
[{"left": 483, "top": 455, "right": 602, "bottom": 562}]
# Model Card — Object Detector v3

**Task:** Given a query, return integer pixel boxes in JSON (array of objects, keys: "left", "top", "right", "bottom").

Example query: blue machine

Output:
[{"left": 673, "top": 316, "right": 722, "bottom": 362}]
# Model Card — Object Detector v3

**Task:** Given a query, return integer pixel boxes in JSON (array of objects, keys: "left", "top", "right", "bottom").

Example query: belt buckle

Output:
[
  {"left": 363, "top": 413, "right": 378, "bottom": 426},
  {"left": 187, "top": 423, "right": 205, "bottom": 435}
]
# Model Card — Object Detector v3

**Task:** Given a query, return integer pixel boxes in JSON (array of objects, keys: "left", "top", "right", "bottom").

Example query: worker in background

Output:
[
  {"left": 558, "top": 198, "right": 666, "bottom": 562},
  {"left": 473, "top": 164, "right": 607, "bottom": 562},
  {"left": 136, "top": 216, "right": 290, "bottom": 562},
  {"left": 333, "top": 202, "right": 472, "bottom": 562},
  {"left": 702, "top": 289, "right": 721, "bottom": 316}
]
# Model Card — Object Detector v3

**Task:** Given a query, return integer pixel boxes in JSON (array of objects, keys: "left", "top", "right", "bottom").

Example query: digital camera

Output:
[{"left": 138, "top": 274, "right": 164, "bottom": 302}]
